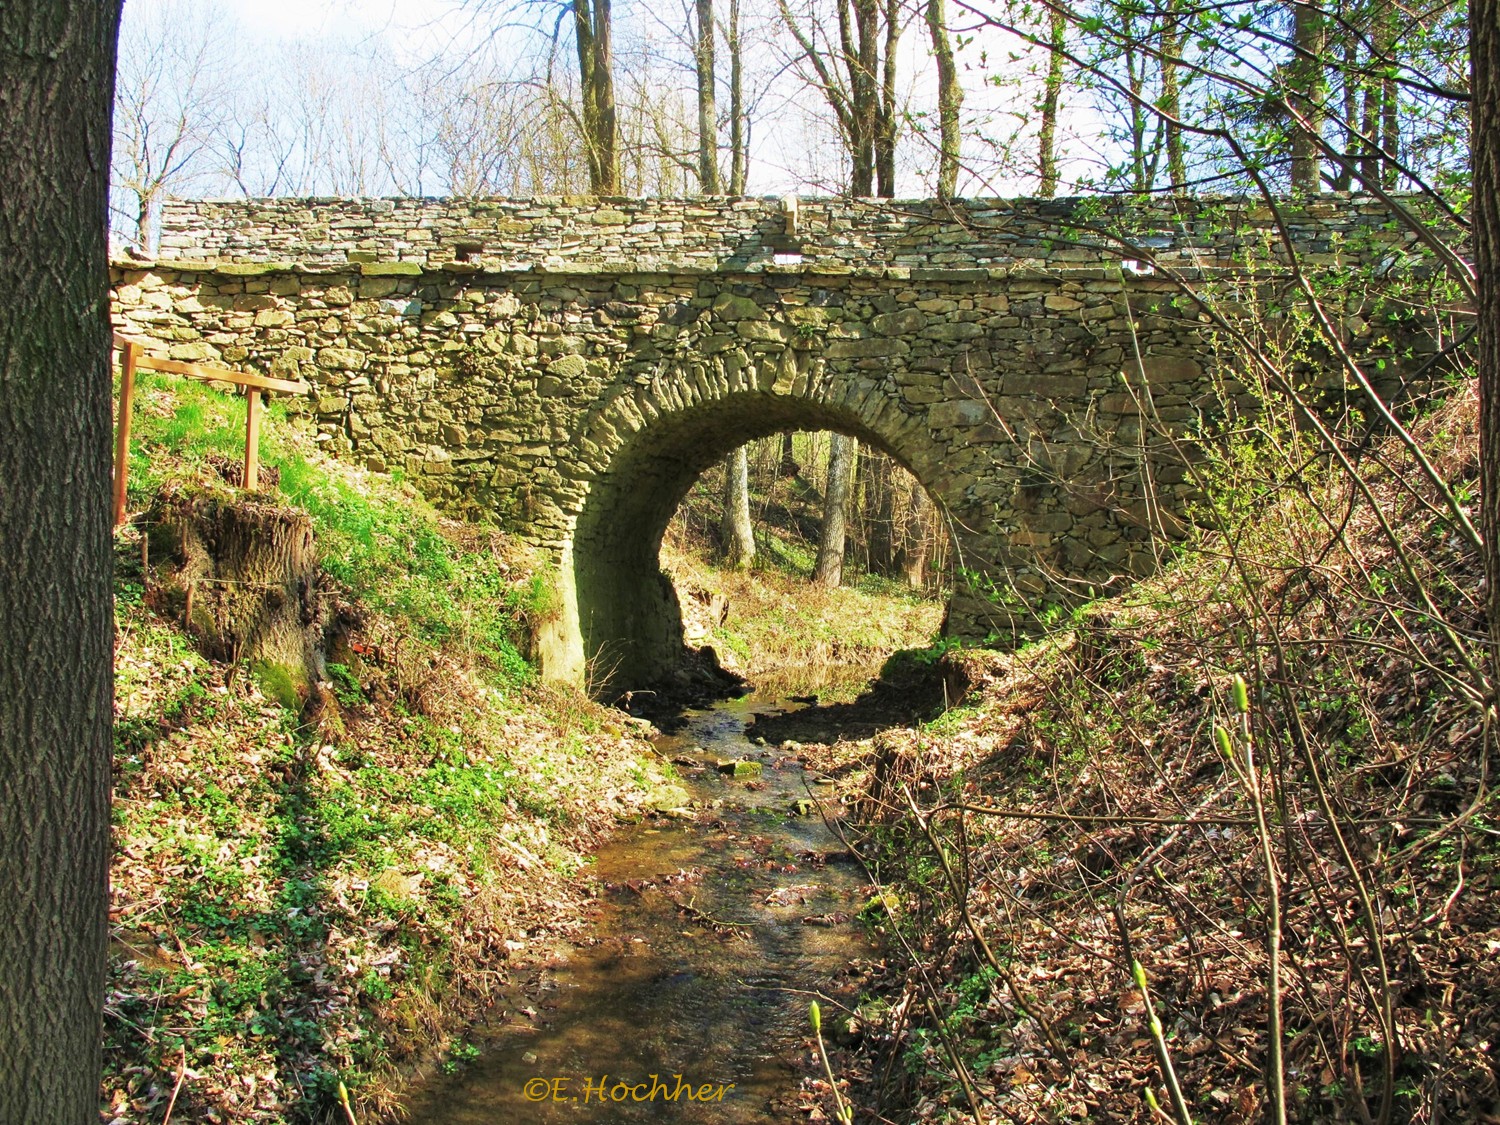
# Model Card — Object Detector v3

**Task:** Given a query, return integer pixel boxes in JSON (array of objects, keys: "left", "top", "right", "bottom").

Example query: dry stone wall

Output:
[
  {"left": 158, "top": 193, "right": 1438, "bottom": 276},
  {"left": 112, "top": 195, "right": 1450, "bottom": 689}
]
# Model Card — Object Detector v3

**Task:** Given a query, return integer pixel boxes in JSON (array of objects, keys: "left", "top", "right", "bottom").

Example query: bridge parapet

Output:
[{"left": 156, "top": 194, "right": 1450, "bottom": 279}]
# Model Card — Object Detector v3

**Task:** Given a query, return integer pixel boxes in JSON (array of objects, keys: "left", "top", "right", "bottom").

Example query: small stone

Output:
[
  {"left": 547, "top": 354, "right": 588, "bottom": 379},
  {"left": 648, "top": 784, "right": 692, "bottom": 811},
  {"left": 717, "top": 760, "right": 762, "bottom": 779}
]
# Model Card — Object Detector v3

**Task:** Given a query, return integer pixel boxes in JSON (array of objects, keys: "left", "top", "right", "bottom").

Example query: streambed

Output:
[{"left": 399, "top": 692, "right": 882, "bottom": 1123}]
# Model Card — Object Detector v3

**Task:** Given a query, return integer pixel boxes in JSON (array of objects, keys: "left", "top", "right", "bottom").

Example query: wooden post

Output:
[
  {"left": 243, "top": 389, "right": 262, "bottom": 490},
  {"left": 113, "top": 341, "right": 140, "bottom": 527}
]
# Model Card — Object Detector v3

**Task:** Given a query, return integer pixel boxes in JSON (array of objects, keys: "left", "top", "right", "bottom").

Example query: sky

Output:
[{"left": 114, "top": 0, "right": 1092, "bottom": 210}]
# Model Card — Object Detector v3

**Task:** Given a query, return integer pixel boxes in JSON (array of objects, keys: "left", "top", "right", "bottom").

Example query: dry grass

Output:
[{"left": 791, "top": 383, "right": 1498, "bottom": 1124}]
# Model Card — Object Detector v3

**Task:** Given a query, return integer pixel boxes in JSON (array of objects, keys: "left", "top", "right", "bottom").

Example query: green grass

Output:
[
  {"left": 105, "top": 373, "right": 664, "bottom": 1123},
  {"left": 122, "top": 372, "right": 538, "bottom": 688}
]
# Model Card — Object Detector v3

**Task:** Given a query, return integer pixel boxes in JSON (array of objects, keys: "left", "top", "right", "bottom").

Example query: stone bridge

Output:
[{"left": 110, "top": 194, "right": 1445, "bottom": 691}]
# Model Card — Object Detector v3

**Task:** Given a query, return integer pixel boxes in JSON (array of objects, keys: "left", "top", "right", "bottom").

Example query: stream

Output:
[{"left": 399, "top": 691, "right": 882, "bottom": 1123}]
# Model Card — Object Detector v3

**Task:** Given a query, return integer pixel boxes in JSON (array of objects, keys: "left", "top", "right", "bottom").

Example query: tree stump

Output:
[{"left": 147, "top": 483, "right": 326, "bottom": 696}]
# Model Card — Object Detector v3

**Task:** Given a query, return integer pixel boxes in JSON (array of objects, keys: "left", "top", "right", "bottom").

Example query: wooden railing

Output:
[{"left": 112, "top": 334, "right": 310, "bottom": 527}]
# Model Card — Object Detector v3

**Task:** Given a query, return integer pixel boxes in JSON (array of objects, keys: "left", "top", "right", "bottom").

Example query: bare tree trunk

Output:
[
  {"left": 1334, "top": 34, "right": 1358, "bottom": 191},
  {"left": 135, "top": 189, "right": 155, "bottom": 255},
  {"left": 720, "top": 446, "right": 754, "bottom": 569},
  {"left": 1158, "top": 0, "right": 1185, "bottom": 190},
  {"left": 897, "top": 484, "right": 934, "bottom": 589},
  {"left": 728, "top": 0, "right": 747, "bottom": 193},
  {"left": 1288, "top": 0, "right": 1325, "bottom": 193},
  {"left": 863, "top": 448, "right": 896, "bottom": 575},
  {"left": 814, "top": 434, "right": 855, "bottom": 586},
  {"left": 925, "top": 0, "right": 962, "bottom": 199},
  {"left": 1359, "top": 11, "right": 1385, "bottom": 188},
  {"left": 0, "top": 2, "right": 120, "bottom": 1119},
  {"left": 849, "top": 0, "right": 879, "bottom": 195},
  {"left": 874, "top": 0, "right": 901, "bottom": 197},
  {"left": 575, "top": 0, "right": 619, "bottom": 194},
  {"left": 1380, "top": 40, "right": 1399, "bottom": 189},
  {"left": 695, "top": 0, "right": 720, "bottom": 193},
  {"left": 1476, "top": 0, "right": 1500, "bottom": 697},
  {"left": 778, "top": 431, "right": 799, "bottom": 477},
  {"left": 1122, "top": 8, "right": 1148, "bottom": 192},
  {"left": 1038, "top": 6, "right": 1065, "bottom": 197}
]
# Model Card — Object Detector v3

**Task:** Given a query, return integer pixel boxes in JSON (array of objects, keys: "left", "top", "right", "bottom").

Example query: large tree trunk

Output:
[
  {"left": 1038, "top": 6, "right": 1065, "bottom": 197},
  {"left": 1335, "top": 34, "right": 1358, "bottom": 192},
  {"left": 1379, "top": 37, "right": 1399, "bottom": 189},
  {"left": 813, "top": 434, "right": 855, "bottom": 586},
  {"left": 135, "top": 188, "right": 156, "bottom": 256},
  {"left": 847, "top": 0, "right": 879, "bottom": 195},
  {"left": 1288, "top": 0, "right": 1325, "bottom": 193},
  {"left": 1359, "top": 11, "right": 1387, "bottom": 188},
  {"left": 925, "top": 0, "right": 961, "bottom": 199},
  {"left": 720, "top": 446, "right": 754, "bottom": 569},
  {"left": 695, "top": 0, "right": 720, "bottom": 193},
  {"left": 575, "top": 0, "right": 619, "bottom": 194},
  {"left": 0, "top": 3, "right": 121, "bottom": 1120},
  {"left": 1476, "top": 0, "right": 1500, "bottom": 699}
]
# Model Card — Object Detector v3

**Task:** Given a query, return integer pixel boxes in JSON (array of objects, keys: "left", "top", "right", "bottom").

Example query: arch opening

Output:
[{"left": 540, "top": 390, "right": 964, "bottom": 697}]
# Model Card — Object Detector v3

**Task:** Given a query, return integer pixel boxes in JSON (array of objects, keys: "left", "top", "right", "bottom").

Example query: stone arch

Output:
[{"left": 535, "top": 355, "right": 991, "bottom": 692}]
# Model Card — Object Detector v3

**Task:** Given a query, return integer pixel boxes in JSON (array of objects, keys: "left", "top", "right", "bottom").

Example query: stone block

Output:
[
  {"left": 360, "top": 261, "right": 424, "bottom": 276},
  {"left": 548, "top": 354, "right": 588, "bottom": 379},
  {"left": 923, "top": 321, "right": 984, "bottom": 343},
  {"left": 1125, "top": 354, "right": 1202, "bottom": 384},
  {"left": 825, "top": 337, "right": 908, "bottom": 359},
  {"left": 712, "top": 293, "right": 765, "bottom": 320},
  {"left": 318, "top": 347, "right": 366, "bottom": 370},
  {"left": 872, "top": 309, "right": 928, "bottom": 335},
  {"left": 167, "top": 341, "right": 218, "bottom": 362},
  {"left": 739, "top": 320, "right": 792, "bottom": 343},
  {"left": 928, "top": 399, "right": 991, "bottom": 428}
]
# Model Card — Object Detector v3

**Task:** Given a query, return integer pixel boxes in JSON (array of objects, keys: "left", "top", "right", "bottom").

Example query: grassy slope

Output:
[
  {"left": 104, "top": 376, "right": 672, "bottom": 1123},
  {"left": 803, "top": 386, "right": 1500, "bottom": 1123}
]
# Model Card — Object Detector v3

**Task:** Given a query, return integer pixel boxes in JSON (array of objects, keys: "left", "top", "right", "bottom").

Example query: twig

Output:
[
  {"left": 810, "top": 1002, "right": 854, "bottom": 1124},
  {"left": 816, "top": 786, "right": 992, "bottom": 1124},
  {"left": 672, "top": 893, "right": 753, "bottom": 931},
  {"left": 904, "top": 786, "right": 1076, "bottom": 1074},
  {"left": 1112, "top": 905, "right": 1193, "bottom": 1125},
  {"left": 161, "top": 1044, "right": 188, "bottom": 1125},
  {"left": 1221, "top": 674, "right": 1287, "bottom": 1125}
]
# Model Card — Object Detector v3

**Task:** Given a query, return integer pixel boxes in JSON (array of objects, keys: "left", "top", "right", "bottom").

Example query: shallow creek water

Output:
[{"left": 400, "top": 692, "right": 879, "bottom": 1123}]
